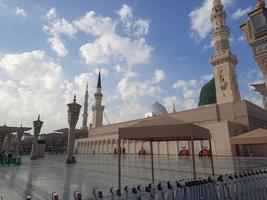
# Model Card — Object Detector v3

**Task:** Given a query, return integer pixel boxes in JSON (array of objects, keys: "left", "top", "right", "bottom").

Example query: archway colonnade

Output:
[{"left": 76, "top": 139, "right": 209, "bottom": 155}]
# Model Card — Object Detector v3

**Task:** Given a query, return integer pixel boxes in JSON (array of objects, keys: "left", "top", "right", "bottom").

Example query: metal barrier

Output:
[{"left": 20, "top": 169, "right": 267, "bottom": 200}]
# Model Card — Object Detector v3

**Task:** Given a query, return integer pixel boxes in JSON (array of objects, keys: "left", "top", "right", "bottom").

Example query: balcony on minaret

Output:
[{"left": 210, "top": 50, "right": 238, "bottom": 66}]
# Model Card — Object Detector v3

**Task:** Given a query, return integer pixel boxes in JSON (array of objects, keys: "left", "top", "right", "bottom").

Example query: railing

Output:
[{"left": 2, "top": 169, "right": 266, "bottom": 200}]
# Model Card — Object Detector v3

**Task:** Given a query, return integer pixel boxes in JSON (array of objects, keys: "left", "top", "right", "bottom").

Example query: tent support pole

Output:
[
  {"left": 191, "top": 138, "right": 196, "bottom": 179},
  {"left": 209, "top": 139, "right": 215, "bottom": 176},
  {"left": 118, "top": 138, "right": 121, "bottom": 191},
  {"left": 247, "top": 145, "right": 254, "bottom": 169},
  {"left": 150, "top": 140, "right": 155, "bottom": 184}
]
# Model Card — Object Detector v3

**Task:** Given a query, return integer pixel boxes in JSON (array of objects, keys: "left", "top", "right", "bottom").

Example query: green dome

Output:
[{"left": 198, "top": 78, "right": 217, "bottom": 106}]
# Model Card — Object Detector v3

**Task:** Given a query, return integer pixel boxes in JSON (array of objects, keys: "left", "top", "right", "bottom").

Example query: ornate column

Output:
[
  {"left": 65, "top": 95, "right": 81, "bottom": 164},
  {"left": 30, "top": 115, "right": 43, "bottom": 159},
  {"left": 15, "top": 125, "right": 24, "bottom": 155},
  {"left": 1, "top": 133, "right": 13, "bottom": 153},
  {"left": 0, "top": 136, "right": 4, "bottom": 151}
]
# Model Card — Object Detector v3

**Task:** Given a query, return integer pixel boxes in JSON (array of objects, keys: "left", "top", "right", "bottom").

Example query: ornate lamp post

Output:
[
  {"left": 65, "top": 94, "right": 81, "bottom": 164},
  {"left": 15, "top": 125, "right": 24, "bottom": 155},
  {"left": 30, "top": 115, "right": 43, "bottom": 160},
  {"left": 1, "top": 133, "right": 13, "bottom": 153}
]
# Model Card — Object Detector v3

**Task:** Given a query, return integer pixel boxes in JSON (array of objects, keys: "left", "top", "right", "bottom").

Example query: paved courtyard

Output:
[{"left": 0, "top": 154, "right": 267, "bottom": 199}]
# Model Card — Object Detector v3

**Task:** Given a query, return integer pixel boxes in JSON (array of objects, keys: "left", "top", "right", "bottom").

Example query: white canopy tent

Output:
[{"left": 117, "top": 116, "right": 214, "bottom": 190}]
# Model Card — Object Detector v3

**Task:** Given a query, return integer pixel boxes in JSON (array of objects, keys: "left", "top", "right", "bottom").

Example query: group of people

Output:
[
  {"left": 178, "top": 146, "right": 211, "bottom": 157},
  {"left": 0, "top": 151, "right": 21, "bottom": 166}
]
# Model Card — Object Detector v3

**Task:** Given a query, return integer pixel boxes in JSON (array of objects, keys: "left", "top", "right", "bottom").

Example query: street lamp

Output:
[
  {"left": 31, "top": 115, "right": 43, "bottom": 159},
  {"left": 15, "top": 124, "right": 24, "bottom": 155},
  {"left": 65, "top": 94, "right": 81, "bottom": 164}
]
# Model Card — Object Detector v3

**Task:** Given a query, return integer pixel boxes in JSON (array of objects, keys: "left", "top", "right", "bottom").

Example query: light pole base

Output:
[{"left": 65, "top": 156, "right": 76, "bottom": 164}]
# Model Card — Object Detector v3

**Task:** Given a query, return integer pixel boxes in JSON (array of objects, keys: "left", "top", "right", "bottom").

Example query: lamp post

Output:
[
  {"left": 65, "top": 94, "right": 81, "bottom": 164},
  {"left": 240, "top": 0, "right": 267, "bottom": 108},
  {"left": 1, "top": 133, "right": 13, "bottom": 153},
  {"left": 30, "top": 115, "right": 43, "bottom": 160},
  {"left": 15, "top": 125, "right": 24, "bottom": 155}
]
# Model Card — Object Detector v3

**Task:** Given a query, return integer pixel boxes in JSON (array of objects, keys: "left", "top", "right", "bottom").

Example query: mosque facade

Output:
[{"left": 75, "top": 0, "right": 267, "bottom": 157}]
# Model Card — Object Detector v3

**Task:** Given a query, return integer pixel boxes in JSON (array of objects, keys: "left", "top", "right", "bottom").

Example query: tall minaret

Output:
[
  {"left": 210, "top": 0, "right": 241, "bottom": 104},
  {"left": 82, "top": 82, "right": 89, "bottom": 129},
  {"left": 92, "top": 71, "right": 105, "bottom": 128}
]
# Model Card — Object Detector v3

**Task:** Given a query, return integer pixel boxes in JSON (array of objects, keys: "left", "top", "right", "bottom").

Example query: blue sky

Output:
[{"left": 0, "top": 0, "right": 264, "bottom": 133}]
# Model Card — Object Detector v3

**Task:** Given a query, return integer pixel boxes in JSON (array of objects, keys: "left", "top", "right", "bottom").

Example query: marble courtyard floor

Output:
[{"left": 0, "top": 154, "right": 267, "bottom": 199}]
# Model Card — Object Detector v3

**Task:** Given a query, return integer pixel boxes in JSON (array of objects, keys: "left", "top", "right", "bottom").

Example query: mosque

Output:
[{"left": 76, "top": 0, "right": 267, "bottom": 157}]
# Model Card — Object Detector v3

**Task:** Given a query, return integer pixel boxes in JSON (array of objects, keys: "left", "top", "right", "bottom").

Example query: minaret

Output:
[
  {"left": 210, "top": 0, "right": 241, "bottom": 104},
  {"left": 82, "top": 83, "right": 89, "bottom": 129},
  {"left": 92, "top": 71, "right": 105, "bottom": 128}
]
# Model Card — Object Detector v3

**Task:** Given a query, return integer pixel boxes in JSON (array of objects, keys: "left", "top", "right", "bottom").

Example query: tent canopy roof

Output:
[
  {"left": 230, "top": 128, "right": 267, "bottom": 145},
  {"left": 0, "top": 126, "right": 31, "bottom": 137},
  {"left": 118, "top": 116, "right": 210, "bottom": 141}
]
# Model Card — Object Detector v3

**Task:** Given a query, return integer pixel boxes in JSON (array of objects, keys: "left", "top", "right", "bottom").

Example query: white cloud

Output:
[
  {"left": 163, "top": 96, "right": 180, "bottom": 112},
  {"left": 173, "top": 79, "right": 199, "bottom": 100},
  {"left": 44, "top": 18, "right": 77, "bottom": 38},
  {"left": 15, "top": 6, "right": 27, "bottom": 18},
  {"left": 43, "top": 8, "right": 77, "bottom": 57},
  {"left": 201, "top": 74, "right": 213, "bottom": 81},
  {"left": 231, "top": 7, "right": 252, "bottom": 20},
  {"left": 0, "top": 50, "right": 68, "bottom": 131},
  {"left": 117, "top": 77, "right": 162, "bottom": 101},
  {"left": 203, "top": 41, "right": 214, "bottom": 51},
  {"left": 117, "top": 4, "right": 150, "bottom": 37},
  {"left": 184, "top": 89, "right": 195, "bottom": 99},
  {"left": 238, "top": 35, "right": 245, "bottom": 42},
  {"left": 153, "top": 69, "right": 166, "bottom": 83},
  {"left": 189, "top": 0, "right": 233, "bottom": 41},
  {"left": 0, "top": 50, "right": 98, "bottom": 132},
  {"left": 105, "top": 102, "right": 146, "bottom": 123},
  {"left": 74, "top": 72, "right": 96, "bottom": 95},
  {"left": 74, "top": 11, "right": 116, "bottom": 36},
  {"left": 184, "top": 99, "right": 197, "bottom": 110},
  {"left": 46, "top": 8, "right": 57, "bottom": 20},
  {"left": 0, "top": 0, "right": 6, "bottom": 8},
  {"left": 163, "top": 95, "right": 196, "bottom": 111},
  {"left": 173, "top": 79, "right": 197, "bottom": 89},
  {"left": 117, "top": 4, "right": 133, "bottom": 22},
  {"left": 48, "top": 36, "right": 68, "bottom": 57},
  {"left": 171, "top": 74, "right": 214, "bottom": 110},
  {"left": 79, "top": 33, "right": 152, "bottom": 67}
]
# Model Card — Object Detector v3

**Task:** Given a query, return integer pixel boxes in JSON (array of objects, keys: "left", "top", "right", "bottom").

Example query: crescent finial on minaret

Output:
[{"left": 38, "top": 114, "right": 40, "bottom": 120}]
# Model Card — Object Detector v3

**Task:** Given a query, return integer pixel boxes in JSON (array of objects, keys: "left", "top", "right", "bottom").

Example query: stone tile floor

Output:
[{"left": 0, "top": 154, "right": 267, "bottom": 199}]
